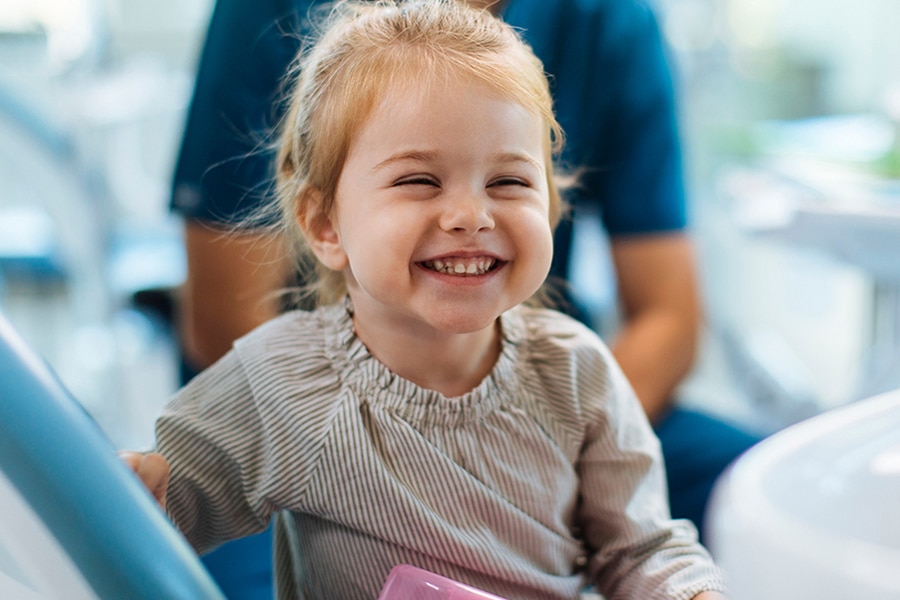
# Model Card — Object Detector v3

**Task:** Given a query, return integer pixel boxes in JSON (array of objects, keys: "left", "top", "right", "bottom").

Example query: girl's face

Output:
[{"left": 311, "top": 77, "right": 553, "bottom": 338}]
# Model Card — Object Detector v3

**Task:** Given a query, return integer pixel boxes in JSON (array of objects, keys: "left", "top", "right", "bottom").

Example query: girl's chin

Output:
[
  {"left": 347, "top": 288, "right": 519, "bottom": 334},
  {"left": 419, "top": 307, "right": 506, "bottom": 335}
]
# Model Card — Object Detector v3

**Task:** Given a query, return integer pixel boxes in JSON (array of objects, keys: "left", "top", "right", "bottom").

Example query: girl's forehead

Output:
[{"left": 370, "top": 73, "right": 531, "bottom": 117}]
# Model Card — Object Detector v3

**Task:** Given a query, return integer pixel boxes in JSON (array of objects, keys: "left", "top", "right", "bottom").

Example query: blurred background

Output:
[{"left": 1, "top": 0, "right": 899, "bottom": 449}]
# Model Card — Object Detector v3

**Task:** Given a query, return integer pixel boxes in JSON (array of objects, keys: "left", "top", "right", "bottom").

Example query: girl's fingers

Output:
[{"left": 118, "top": 451, "right": 169, "bottom": 509}]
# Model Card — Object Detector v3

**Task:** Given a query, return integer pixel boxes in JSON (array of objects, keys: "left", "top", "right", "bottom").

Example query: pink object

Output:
[{"left": 378, "top": 564, "right": 510, "bottom": 600}]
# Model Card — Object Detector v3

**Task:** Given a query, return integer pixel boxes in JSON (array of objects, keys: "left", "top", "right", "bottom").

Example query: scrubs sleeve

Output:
[
  {"left": 541, "top": 0, "right": 687, "bottom": 235},
  {"left": 170, "top": 0, "right": 306, "bottom": 224}
]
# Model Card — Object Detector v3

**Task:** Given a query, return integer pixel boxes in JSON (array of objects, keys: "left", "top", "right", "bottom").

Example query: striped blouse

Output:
[{"left": 156, "top": 302, "right": 726, "bottom": 599}]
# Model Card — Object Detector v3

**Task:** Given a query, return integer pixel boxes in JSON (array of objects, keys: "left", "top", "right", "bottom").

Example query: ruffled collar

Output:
[{"left": 322, "top": 298, "right": 527, "bottom": 427}]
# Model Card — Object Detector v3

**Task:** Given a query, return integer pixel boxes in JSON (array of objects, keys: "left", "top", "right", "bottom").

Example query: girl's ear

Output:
[{"left": 299, "top": 189, "right": 349, "bottom": 271}]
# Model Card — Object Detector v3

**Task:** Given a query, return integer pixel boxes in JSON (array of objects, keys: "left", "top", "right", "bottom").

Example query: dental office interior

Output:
[{"left": 0, "top": 0, "right": 898, "bottom": 598}]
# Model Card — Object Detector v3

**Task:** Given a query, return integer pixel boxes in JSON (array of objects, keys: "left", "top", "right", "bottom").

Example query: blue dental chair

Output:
[{"left": 0, "top": 310, "right": 225, "bottom": 600}]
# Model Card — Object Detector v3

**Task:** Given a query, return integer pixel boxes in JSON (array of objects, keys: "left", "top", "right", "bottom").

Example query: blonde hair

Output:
[{"left": 275, "top": 0, "right": 566, "bottom": 305}]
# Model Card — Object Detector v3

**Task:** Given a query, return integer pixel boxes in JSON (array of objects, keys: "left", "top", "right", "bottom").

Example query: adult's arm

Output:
[
  {"left": 608, "top": 233, "right": 703, "bottom": 423},
  {"left": 171, "top": 0, "right": 304, "bottom": 369},
  {"left": 525, "top": 1, "right": 699, "bottom": 421},
  {"left": 180, "top": 221, "right": 292, "bottom": 370}
]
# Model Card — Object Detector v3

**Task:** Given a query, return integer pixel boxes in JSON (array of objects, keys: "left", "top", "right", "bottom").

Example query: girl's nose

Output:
[{"left": 439, "top": 191, "right": 495, "bottom": 233}]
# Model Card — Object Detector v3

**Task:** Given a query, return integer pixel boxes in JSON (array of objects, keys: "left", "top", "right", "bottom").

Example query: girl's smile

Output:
[
  {"left": 414, "top": 253, "right": 507, "bottom": 293},
  {"left": 419, "top": 255, "right": 501, "bottom": 277}
]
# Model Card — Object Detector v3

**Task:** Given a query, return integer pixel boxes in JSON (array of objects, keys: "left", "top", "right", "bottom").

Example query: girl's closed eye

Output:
[
  {"left": 394, "top": 174, "right": 440, "bottom": 187},
  {"left": 488, "top": 175, "right": 539, "bottom": 199},
  {"left": 489, "top": 176, "right": 531, "bottom": 188}
]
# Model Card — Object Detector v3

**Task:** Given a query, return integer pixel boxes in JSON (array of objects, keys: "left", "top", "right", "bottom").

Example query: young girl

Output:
[{"left": 126, "top": 1, "right": 727, "bottom": 598}]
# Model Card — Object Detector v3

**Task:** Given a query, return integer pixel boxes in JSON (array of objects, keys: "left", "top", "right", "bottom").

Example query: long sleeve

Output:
[
  {"left": 573, "top": 333, "right": 725, "bottom": 598},
  {"left": 156, "top": 350, "right": 276, "bottom": 553},
  {"left": 513, "top": 306, "right": 724, "bottom": 598}
]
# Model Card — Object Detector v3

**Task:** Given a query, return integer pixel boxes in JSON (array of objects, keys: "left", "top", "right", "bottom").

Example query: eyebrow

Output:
[
  {"left": 371, "top": 150, "right": 543, "bottom": 173},
  {"left": 372, "top": 150, "right": 439, "bottom": 173},
  {"left": 491, "top": 151, "right": 543, "bottom": 171}
]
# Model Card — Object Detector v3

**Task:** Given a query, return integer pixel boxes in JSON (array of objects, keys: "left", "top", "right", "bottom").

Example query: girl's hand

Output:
[{"left": 119, "top": 451, "right": 170, "bottom": 510}]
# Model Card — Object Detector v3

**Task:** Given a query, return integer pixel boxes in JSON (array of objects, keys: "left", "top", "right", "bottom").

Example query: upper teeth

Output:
[{"left": 425, "top": 258, "right": 496, "bottom": 275}]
